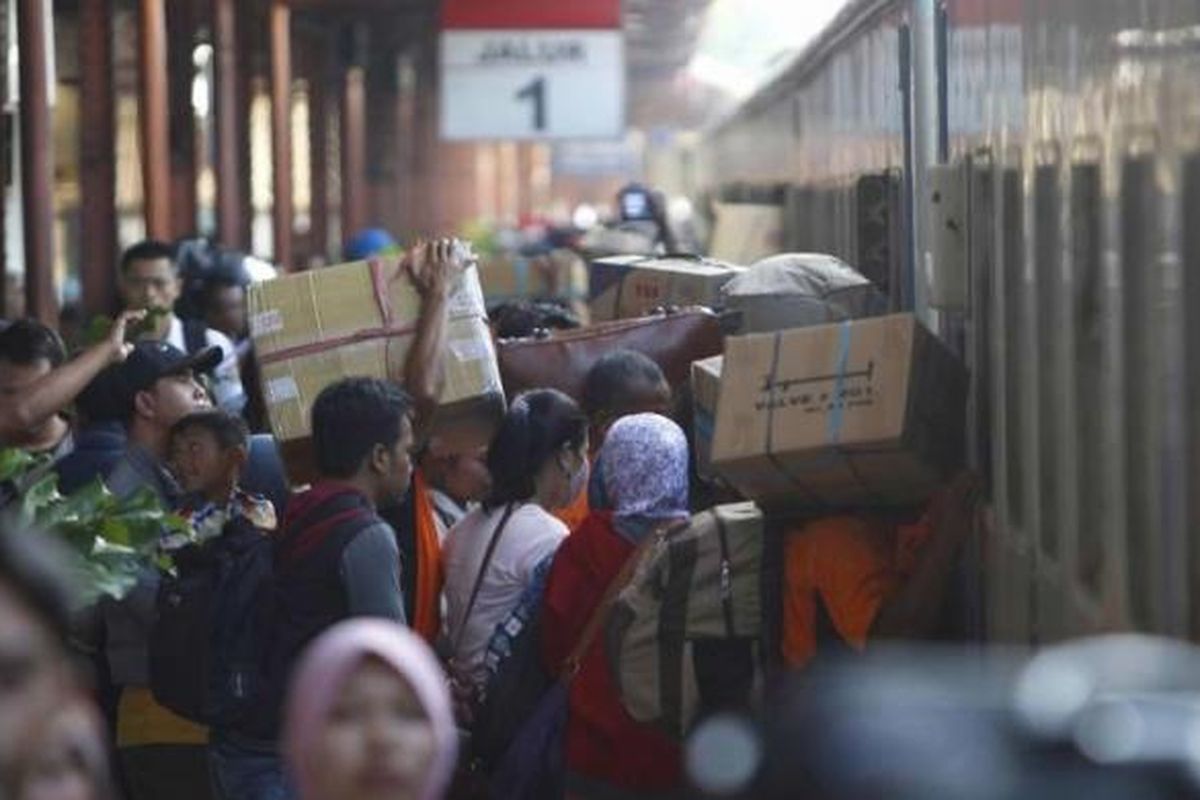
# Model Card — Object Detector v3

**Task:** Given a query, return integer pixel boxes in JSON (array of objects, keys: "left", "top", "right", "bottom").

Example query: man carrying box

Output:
[{"left": 781, "top": 473, "right": 981, "bottom": 669}]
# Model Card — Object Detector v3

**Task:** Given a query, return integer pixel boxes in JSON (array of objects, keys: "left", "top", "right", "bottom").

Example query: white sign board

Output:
[{"left": 440, "top": 30, "right": 624, "bottom": 140}]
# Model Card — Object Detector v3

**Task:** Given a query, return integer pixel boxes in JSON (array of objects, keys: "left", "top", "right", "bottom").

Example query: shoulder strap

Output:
[
  {"left": 454, "top": 503, "right": 518, "bottom": 653},
  {"left": 560, "top": 519, "right": 685, "bottom": 682},
  {"left": 182, "top": 318, "right": 208, "bottom": 356}
]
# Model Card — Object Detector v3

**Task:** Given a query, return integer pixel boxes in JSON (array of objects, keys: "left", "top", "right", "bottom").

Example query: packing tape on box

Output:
[{"left": 760, "top": 323, "right": 889, "bottom": 510}]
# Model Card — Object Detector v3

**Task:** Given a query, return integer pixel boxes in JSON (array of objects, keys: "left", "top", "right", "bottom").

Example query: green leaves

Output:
[{"left": 0, "top": 449, "right": 185, "bottom": 605}]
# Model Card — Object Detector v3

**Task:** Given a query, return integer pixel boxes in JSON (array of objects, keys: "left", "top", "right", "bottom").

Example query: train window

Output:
[
  {"left": 1072, "top": 163, "right": 1105, "bottom": 595},
  {"left": 1121, "top": 156, "right": 1157, "bottom": 630},
  {"left": 1183, "top": 154, "right": 1200, "bottom": 638},
  {"left": 1034, "top": 164, "right": 1062, "bottom": 560},
  {"left": 1002, "top": 167, "right": 1026, "bottom": 531}
]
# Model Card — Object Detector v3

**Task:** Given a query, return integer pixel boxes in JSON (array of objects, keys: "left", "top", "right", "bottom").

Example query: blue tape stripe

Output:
[{"left": 828, "top": 320, "right": 853, "bottom": 445}]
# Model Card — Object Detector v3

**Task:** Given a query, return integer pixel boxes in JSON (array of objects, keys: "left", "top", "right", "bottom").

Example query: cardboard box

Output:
[
  {"left": 709, "top": 202, "right": 783, "bottom": 265},
  {"left": 248, "top": 258, "right": 505, "bottom": 481},
  {"left": 478, "top": 250, "right": 588, "bottom": 305},
  {"left": 691, "top": 356, "right": 723, "bottom": 482},
  {"left": 710, "top": 314, "right": 966, "bottom": 510},
  {"left": 588, "top": 255, "right": 742, "bottom": 322}
]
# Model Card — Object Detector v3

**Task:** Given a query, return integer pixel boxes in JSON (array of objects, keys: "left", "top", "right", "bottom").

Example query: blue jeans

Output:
[{"left": 208, "top": 735, "right": 293, "bottom": 800}]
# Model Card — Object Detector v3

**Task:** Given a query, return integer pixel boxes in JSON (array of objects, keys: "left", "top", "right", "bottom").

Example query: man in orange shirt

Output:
[
  {"left": 782, "top": 474, "right": 981, "bottom": 668},
  {"left": 558, "top": 350, "right": 673, "bottom": 531}
]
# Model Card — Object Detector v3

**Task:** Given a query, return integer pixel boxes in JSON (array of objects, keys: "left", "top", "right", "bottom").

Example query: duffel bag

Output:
[{"left": 496, "top": 307, "right": 723, "bottom": 400}]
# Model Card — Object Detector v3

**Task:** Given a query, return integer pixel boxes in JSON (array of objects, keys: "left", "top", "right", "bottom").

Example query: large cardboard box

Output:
[
  {"left": 691, "top": 355, "right": 723, "bottom": 482},
  {"left": 709, "top": 202, "right": 783, "bottom": 265},
  {"left": 588, "top": 255, "right": 742, "bottom": 322},
  {"left": 248, "top": 258, "right": 505, "bottom": 481},
  {"left": 710, "top": 314, "right": 966, "bottom": 510}
]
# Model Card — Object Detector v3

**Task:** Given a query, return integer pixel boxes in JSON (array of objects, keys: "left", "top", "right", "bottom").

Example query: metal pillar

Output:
[
  {"left": 909, "top": 0, "right": 938, "bottom": 325},
  {"left": 79, "top": 0, "right": 117, "bottom": 316},
  {"left": 17, "top": 0, "right": 56, "bottom": 322},
  {"left": 138, "top": 0, "right": 171, "bottom": 240},
  {"left": 269, "top": 0, "right": 293, "bottom": 270}
]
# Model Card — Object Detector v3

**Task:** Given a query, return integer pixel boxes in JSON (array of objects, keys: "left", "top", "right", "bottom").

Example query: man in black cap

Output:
[
  {"left": 100, "top": 340, "right": 222, "bottom": 800},
  {"left": 105, "top": 340, "right": 220, "bottom": 506}
]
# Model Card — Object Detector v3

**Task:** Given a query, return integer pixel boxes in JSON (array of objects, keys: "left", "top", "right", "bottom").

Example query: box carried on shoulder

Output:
[
  {"left": 248, "top": 258, "right": 505, "bottom": 482},
  {"left": 710, "top": 313, "right": 966, "bottom": 511},
  {"left": 606, "top": 502, "right": 766, "bottom": 740}
]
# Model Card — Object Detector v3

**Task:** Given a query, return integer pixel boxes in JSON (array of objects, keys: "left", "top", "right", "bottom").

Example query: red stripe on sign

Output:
[{"left": 441, "top": 0, "right": 621, "bottom": 30}]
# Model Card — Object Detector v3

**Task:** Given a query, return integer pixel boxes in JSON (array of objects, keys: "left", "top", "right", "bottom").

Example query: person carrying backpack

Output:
[
  {"left": 151, "top": 410, "right": 280, "bottom": 800},
  {"left": 541, "top": 414, "right": 691, "bottom": 799}
]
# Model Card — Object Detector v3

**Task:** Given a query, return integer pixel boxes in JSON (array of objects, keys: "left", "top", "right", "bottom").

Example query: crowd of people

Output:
[{"left": 0, "top": 228, "right": 982, "bottom": 800}]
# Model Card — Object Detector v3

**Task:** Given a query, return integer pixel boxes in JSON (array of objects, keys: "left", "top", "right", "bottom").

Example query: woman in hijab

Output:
[
  {"left": 541, "top": 413, "right": 691, "bottom": 799},
  {"left": 283, "top": 619, "right": 457, "bottom": 800}
]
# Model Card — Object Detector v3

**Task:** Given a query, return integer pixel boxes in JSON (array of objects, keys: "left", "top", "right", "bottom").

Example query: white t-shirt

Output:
[
  {"left": 166, "top": 314, "right": 247, "bottom": 413},
  {"left": 442, "top": 503, "right": 567, "bottom": 689}
]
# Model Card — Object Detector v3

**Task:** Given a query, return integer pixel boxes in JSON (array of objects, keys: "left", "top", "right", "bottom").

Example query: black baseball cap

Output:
[{"left": 119, "top": 341, "right": 223, "bottom": 395}]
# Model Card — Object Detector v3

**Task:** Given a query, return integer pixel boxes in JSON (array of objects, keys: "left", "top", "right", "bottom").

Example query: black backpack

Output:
[{"left": 149, "top": 516, "right": 274, "bottom": 729}]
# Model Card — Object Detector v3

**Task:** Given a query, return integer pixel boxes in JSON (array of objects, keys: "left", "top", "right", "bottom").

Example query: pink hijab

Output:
[{"left": 283, "top": 619, "right": 459, "bottom": 800}]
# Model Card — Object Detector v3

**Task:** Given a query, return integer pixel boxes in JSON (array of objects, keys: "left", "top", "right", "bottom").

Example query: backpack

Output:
[
  {"left": 606, "top": 502, "right": 766, "bottom": 740},
  {"left": 181, "top": 317, "right": 209, "bottom": 356},
  {"left": 149, "top": 515, "right": 274, "bottom": 729},
  {"left": 470, "top": 555, "right": 554, "bottom": 774}
]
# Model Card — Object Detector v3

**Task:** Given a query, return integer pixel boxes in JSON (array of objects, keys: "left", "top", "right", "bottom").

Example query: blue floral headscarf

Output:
[{"left": 591, "top": 413, "right": 690, "bottom": 541}]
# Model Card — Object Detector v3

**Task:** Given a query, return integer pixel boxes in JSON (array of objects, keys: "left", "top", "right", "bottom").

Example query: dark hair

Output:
[
  {"left": 0, "top": 319, "right": 66, "bottom": 368},
  {"left": 0, "top": 526, "right": 74, "bottom": 646},
  {"left": 170, "top": 410, "right": 249, "bottom": 451},
  {"left": 490, "top": 300, "right": 581, "bottom": 339},
  {"left": 484, "top": 389, "right": 587, "bottom": 510},
  {"left": 120, "top": 240, "right": 177, "bottom": 275},
  {"left": 581, "top": 350, "right": 668, "bottom": 420},
  {"left": 311, "top": 378, "right": 412, "bottom": 479}
]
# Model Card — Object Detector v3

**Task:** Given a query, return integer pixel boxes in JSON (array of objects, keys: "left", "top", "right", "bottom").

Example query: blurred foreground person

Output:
[
  {"left": 542, "top": 414, "right": 691, "bottom": 799},
  {"left": 730, "top": 638, "right": 1200, "bottom": 800},
  {"left": 283, "top": 619, "right": 456, "bottom": 800},
  {"left": 0, "top": 529, "right": 76, "bottom": 789},
  {"left": 11, "top": 698, "right": 117, "bottom": 800}
]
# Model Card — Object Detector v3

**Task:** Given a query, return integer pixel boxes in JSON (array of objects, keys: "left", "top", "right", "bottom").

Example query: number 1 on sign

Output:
[{"left": 516, "top": 76, "right": 546, "bottom": 131}]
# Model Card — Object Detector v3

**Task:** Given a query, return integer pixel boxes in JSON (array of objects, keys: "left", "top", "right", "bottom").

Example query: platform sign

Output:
[{"left": 440, "top": 0, "right": 625, "bottom": 141}]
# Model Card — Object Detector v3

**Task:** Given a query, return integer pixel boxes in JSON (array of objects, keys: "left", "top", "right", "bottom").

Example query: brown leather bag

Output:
[{"left": 497, "top": 308, "right": 725, "bottom": 400}]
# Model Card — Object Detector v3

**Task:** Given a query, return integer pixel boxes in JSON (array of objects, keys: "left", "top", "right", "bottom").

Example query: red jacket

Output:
[{"left": 541, "top": 511, "right": 682, "bottom": 791}]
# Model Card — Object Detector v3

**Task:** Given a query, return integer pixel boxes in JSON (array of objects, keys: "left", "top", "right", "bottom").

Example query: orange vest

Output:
[{"left": 410, "top": 471, "right": 444, "bottom": 642}]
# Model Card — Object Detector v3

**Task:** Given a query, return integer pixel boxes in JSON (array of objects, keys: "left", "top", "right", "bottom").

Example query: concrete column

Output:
[{"left": 212, "top": 0, "right": 242, "bottom": 249}]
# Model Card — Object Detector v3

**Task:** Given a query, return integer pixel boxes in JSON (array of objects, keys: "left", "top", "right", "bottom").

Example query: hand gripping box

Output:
[
  {"left": 588, "top": 255, "right": 742, "bottom": 322},
  {"left": 248, "top": 258, "right": 505, "bottom": 482},
  {"left": 710, "top": 314, "right": 966, "bottom": 511}
]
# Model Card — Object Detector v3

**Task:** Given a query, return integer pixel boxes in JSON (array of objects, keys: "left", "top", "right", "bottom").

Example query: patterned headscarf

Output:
[
  {"left": 594, "top": 413, "right": 690, "bottom": 541},
  {"left": 283, "top": 619, "right": 458, "bottom": 800}
]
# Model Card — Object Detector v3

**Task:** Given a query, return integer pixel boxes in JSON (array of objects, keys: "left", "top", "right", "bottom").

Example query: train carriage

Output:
[{"left": 690, "top": 0, "right": 1200, "bottom": 643}]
